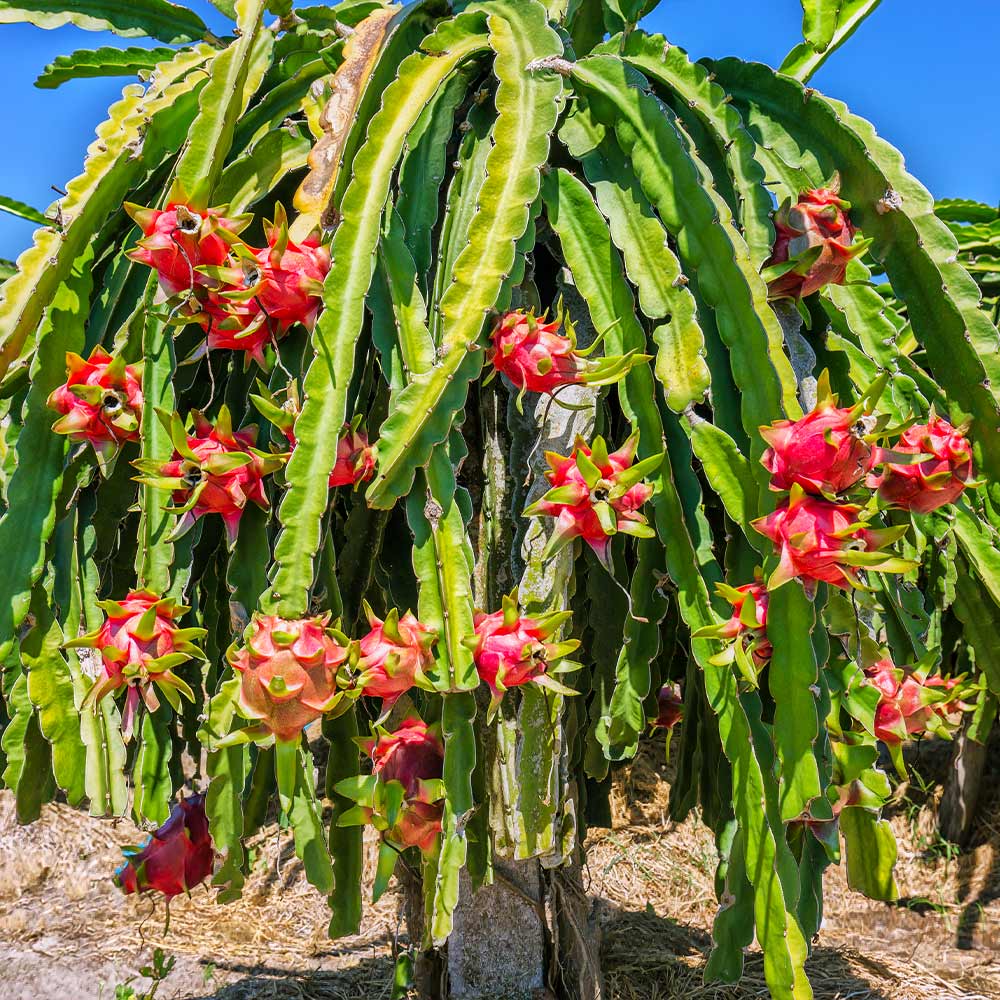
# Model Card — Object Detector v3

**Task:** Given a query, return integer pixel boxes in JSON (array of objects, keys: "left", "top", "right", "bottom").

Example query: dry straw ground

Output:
[{"left": 0, "top": 735, "right": 997, "bottom": 999}]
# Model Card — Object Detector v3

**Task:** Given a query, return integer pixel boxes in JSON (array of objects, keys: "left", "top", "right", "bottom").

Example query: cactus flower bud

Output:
[
  {"left": 114, "top": 793, "right": 214, "bottom": 898},
  {"left": 356, "top": 605, "right": 437, "bottom": 717},
  {"left": 868, "top": 415, "right": 976, "bottom": 513},
  {"left": 66, "top": 590, "right": 205, "bottom": 741},
  {"left": 47, "top": 347, "right": 143, "bottom": 470}
]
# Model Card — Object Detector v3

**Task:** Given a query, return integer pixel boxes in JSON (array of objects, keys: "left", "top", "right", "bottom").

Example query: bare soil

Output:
[{"left": 0, "top": 739, "right": 997, "bottom": 1000}]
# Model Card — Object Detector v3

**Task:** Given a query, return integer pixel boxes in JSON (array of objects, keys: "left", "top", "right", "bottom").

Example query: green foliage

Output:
[{"left": 0, "top": 4, "right": 995, "bottom": 999}]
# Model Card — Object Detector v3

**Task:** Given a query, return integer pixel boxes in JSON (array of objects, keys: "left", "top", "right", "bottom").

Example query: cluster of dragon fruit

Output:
[{"left": 48, "top": 187, "right": 978, "bottom": 900}]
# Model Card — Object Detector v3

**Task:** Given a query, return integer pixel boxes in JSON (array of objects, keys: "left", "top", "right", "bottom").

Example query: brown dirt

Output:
[{"left": 0, "top": 739, "right": 997, "bottom": 1000}]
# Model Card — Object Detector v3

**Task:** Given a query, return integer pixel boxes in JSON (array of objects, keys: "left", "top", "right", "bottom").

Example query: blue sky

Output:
[{"left": 1, "top": 0, "right": 998, "bottom": 260}]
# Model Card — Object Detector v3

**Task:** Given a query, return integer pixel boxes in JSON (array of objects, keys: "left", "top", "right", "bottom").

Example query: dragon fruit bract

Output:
[
  {"left": 68, "top": 590, "right": 205, "bottom": 740},
  {"left": 47, "top": 347, "right": 143, "bottom": 469},
  {"left": 869, "top": 415, "right": 976, "bottom": 514},
  {"left": 694, "top": 580, "right": 772, "bottom": 681},
  {"left": 865, "top": 658, "right": 962, "bottom": 746},
  {"left": 228, "top": 613, "right": 349, "bottom": 743},
  {"left": 357, "top": 606, "right": 437, "bottom": 717},
  {"left": 114, "top": 793, "right": 214, "bottom": 898}
]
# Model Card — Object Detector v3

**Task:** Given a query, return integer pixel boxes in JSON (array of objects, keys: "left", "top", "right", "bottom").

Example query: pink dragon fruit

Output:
[
  {"left": 652, "top": 683, "right": 683, "bottom": 731},
  {"left": 227, "top": 613, "right": 350, "bottom": 743},
  {"left": 693, "top": 580, "right": 772, "bottom": 681},
  {"left": 764, "top": 178, "right": 869, "bottom": 299},
  {"left": 760, "top": 377, "right": 875, "bottom": 495},
  {"left": 524, "top": 432, "right": 660, "bottom": 562},
  {"left": 199, "top": 286, "right": 271, "bottom": 368},
  {"left": 67, "top": 590, "right": 205, "bottom": 740},
  {"left": 47, "top": 347, "right": 143, "bottom": 469},
  {"left": 865, "top": 658, "right": 963, "bottom": 746},
  {"left": 136, "top": 407, "right": 283, "bottom": 545},
  {"left": 114, "top": 793, "right": 214, "bottom": 898},
  {"left": 752, "top": 487, "right": 913, "bottom": 594},
  {"left": 469, "top": 593, "right": 580, "bottom": 718},
  {"left": 868, "top": 415, "right": 976, "bottom": 514},
  {"left": 125, "top": 202, "right": 247, "bottom": 299},
  {"left": 356, "top": 606, "right": 438, "bottom": 717},
  {"left": 487, "top": 310, "right": 647, "bottom": 399}
]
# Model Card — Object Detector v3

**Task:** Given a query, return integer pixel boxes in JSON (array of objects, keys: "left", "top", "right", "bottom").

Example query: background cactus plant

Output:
[{"left": 0, "top": 0, "right": 997, "bottom": 998}]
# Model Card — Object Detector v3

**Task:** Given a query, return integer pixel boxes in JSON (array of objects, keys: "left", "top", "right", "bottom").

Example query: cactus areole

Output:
[{"left": 1, "top": 2, "right": 995, "bottom": 998}]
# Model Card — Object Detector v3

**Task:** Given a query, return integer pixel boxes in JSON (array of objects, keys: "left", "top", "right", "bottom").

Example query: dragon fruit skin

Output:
[
  {"left": 865, "top": 658, "right": 963, "bottom": 745},
  {"left": 228, "top": 613, "right": 350, "bottom": 743},
  {"left": 652, "top": 683, "right": 684, "bottom": 731},
  {"left": 250, "top": 222, "right": 330, "bottom": 332},
  {"left": 488, "top": 311, "right": 585, "bottom": 394},
  {"left": 869, "top": 415, "right": 976, "bottom": 514},
  {"left": 524, "top": 432, "right": 659, "bottom": 562},
  {"left": 760, "top": 400, "right": 873, "bottom": 496},
  {"left": 328, "top": 426, "right": 377, "bottom": 487},
  {"left": 765, "top": 182, "right": 865, "bottom": 299},
  {"left": 694, "top": 581, "right": 773, "bottom": 679},
  {"left": 47, "top": 347, "right": 143, "bottom": 467},
  {"left": 752, "top": 489, "right": 911, "bottom": 593},
  {"left": 67, "top": 590, "right": 205, "bottom": 741},
  {"left": 125, "top": 202, "right": 247, "bottom": 299},
  {"left": 357, "top": 607, "right": 437, "bottom": 717},
  {"left": 114, "top": 793, "right": 214, "bottom": 898}
]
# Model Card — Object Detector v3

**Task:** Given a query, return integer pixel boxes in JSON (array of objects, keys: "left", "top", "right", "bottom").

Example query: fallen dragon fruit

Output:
[
  {"left": 764, "top": 177, "right": 869, "bottom": 299},
  {"left": 114, "top": 793, "right": 214, "bottom": 898},
  {"left": 752, "top": 487, "right": 913, "bottom": 594},
  {"left": 468, "top": 593, "right": 580, "bottom": 719},
  {"left": 356, "top": 605, "right": 438, "bottom": 718},
  {"left": 337, "top": 717, "right": 445, "bottom": 855},
  {"left": 524, "top": 431, "right": 660, "bottom": 562},
  {"left": 136, "top": 407, "right": 283, "bottom": 546},
  {"left": 693, "top": 580, "right": 772, "bottom": 683},
  {"left": 868, "top": 414, "right": 977, "bottom": 514},
  {"left": 227, "top": 613, "right": 350, "bottom": 743},
  {"left": 47, "top": 347, "right": 143, "bottom": 471},
  {"left": 67, "top": 590, "right": 205, "bottom": 741},
  {"left": 486, "top": 310, "right": 647, "bottom": 399}
]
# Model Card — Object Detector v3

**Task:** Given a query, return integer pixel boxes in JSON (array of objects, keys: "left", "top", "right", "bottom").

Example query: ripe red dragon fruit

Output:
[
  {"left": 356, "top": 606, "right": 438, "bottom": 718},
  {"left": 865, "top": 658, "right": 963, "bottom": 745},
  {"left": 46, "top": 347, "right": 143, "bottom": 470},
  {"left": 652, "top": 683, "right": 683, "bottom": 731},
  {"left": 136, "top": 407, "right": 283, "bottom": 546},
  {"left": 227, "top": 612, "right": 350, "bottom": 743},
  {"left": 199, "top": 285, "right": 271, "bottom": 368},
  {"left": 752, "top": 487, "right": 913, "bottom": 594},
  {"left": 524, "top": 432, "right": 661, "bottom": 562},
  {"left": 468, "top": 593, "right": 580, "bottom": 718},
  {"left": 338, "top": 717, "right": 446, "bottom": 855},
  {"left": 759, "top": 374, "right": 876, "bottom": 495},
  {"left": 764, "top": 178, "right": 869, "bottom": 299},
  {"left": 487, "top": 310, "right": 647, "bottom": 399},
  {"left": 250, "top": 384, "right": 376, "bottom": 488},
  {"left": 114, "top": 793, "right": 214, "bottom": 898},
  {"left": 67, "top": 590, "right": 205, "bottom": 741},
  {"left": 868, "top": 415, "right": 977, "bottom": 514},
  {"left": 125, "top": 202, "right": 248, "bottom": 299},
  {"left": 694, "top": 580, "right": 772, "bottom": 682}
]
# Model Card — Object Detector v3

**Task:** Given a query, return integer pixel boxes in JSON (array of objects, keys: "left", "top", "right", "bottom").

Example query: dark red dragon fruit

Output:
[
  {"left": 114, "top": 793, "right": 214, "bottom": 898},
  {"left": 486, "top": 310, "right": 646, "bottom": 399},
  {"left": 356, "top": 605, "right": 438, "bottom": 718},
  {"left": 468, "top": 593, "right": 580, "bottom": 718},
  {"left": 693, "top": 580, "right": 772, "bottom": 682},
  {"left": 759, "top": 374, "right": 876, "bottom": 496},
  {"left": 136, "top": 407, "right": 283, "bottom": 546},
  {"left": 752, "top": 488, "right": 913, "bottom": 595},
  {"left": 652, "top": 683, "right": 683, "bottom": 731},
  {"left": 868, "top": 414, "right": 977, "bottom": 514},
  {"left": 524, "top": 432, "right": 661, "bottom": 563},
  {"left": 764, "top": 178, "right": 869, "bottom": 299},
  {"left": 337, "top": 717, "right": 446, "bottom": 855},
  {"left": 227, "top": 612, "right": 350, "bottom": 743},
  {"left": 47, "top": 347, "right": 143, "bottom": 470},
  {"left": 67, "top": 590, "right": 205, "bottom": 740},
  {"left": 125, "top": 202, "right": 247, "bottom": 299}
]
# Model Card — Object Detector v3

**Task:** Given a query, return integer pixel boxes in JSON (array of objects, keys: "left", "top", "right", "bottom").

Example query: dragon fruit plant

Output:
[{"left": 1, "top": 0, "right": 998, "bottom": 997}]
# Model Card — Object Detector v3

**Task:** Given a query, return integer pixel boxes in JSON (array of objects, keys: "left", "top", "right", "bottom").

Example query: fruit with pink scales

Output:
[
  {"left": 868, "top": 414, "right": 977, "bottom": 514},
  {"left": 66, "top": 590, "right": 205, "bottom": 741},
  {"left": 226, "top": 612, "right": 351, "bottom": 744},
  {"left": 135, "top": 406, "right": 284, "bottom": 546},
  {"left": 47, "top": 347, "right": 143, "bottom": 471},
  {"left": 752, "top": 486, "right": 914, "bottom": 595},
  {"left": 693, "top": 580, "right": 772, "bottom": 684},
  {"left": 523, "top": 431, "right": 661, "bottom": 563},
  {"left": 114, "top": 793, "right": 214, "bottom": 898},
  {"left": 356, "top": 604, "right": 438, "bottom": 718},
  {"left": 467, "top": 592, "right": 580, "bottom": 719}
]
